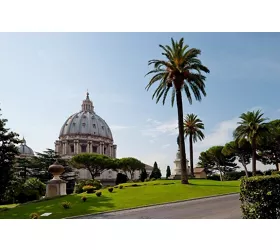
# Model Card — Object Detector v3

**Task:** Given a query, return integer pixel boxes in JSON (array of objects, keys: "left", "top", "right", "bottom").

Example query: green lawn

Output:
[{"left": 0, "top": 179, "right": 240, "bottom": 219}]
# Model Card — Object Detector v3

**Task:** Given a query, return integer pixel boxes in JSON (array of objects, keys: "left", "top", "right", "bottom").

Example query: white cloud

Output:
[
  {"left": 195, "top": 117, "right": 239, "bottom": 150},
  {"left": 142, "top": 118, "right": 178, "bottom": 138}
]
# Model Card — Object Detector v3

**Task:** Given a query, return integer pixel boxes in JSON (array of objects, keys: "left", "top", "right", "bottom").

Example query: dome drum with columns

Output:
[{"left": 55, "top": 93, "right": 117, "bottom": 179}]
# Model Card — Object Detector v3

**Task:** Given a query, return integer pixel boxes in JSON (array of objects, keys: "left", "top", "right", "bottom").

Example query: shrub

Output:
[
  {"left": 29, "top": 213, "right": 40, "bottom": 219},
  {"left": 82, "top": 185, "right": 95, "bottom": 194},
  {"left": 207, "top": 175, "right": 221, "bottom": 181},
  {"left": 96, "top": 191, "right": 102, "bottom": 197},
  {"left": 115, "top": 173, "right": 128, "bottom": 185},
  {"left": 263, "top": 169, "right": 274, "bottom": 176},
  {"left": 130, "top": 184, "right": 141, "bottom": 187},
  {"left": 14, "top": 178, "right": 46, "bottom": 203},
  {"left": 224, "top": 171, "right": 246, "bottom": 181},
  {"left": 144, "top": 178, "right": 150, "bottom": 182},
  {"left": 74, "top": 179, "right": 102, "bottom": 194},
  {"left": 81, "top": 196, "right": 87, "bottom": 202},
  {"left": 119, "top": 185, "right": 123, "bottom": 189},
  {"left": 240, "top": 175, "right": 280, "bottom": 219},
  {"left": 61, "top": 201, "right": 71, "bottom": 209},
  {"left": 140, "top": 169, "right": 148, "bottom": 182},
  {"left": 108, "top": 187, "right": 113, "bottom": 193},
  {"left": 150, "top": 178, "right": 156, "bottom": 181},
  {"left": 127, "top": 180, "right": 134, "bottom": 183},
  {"left": 271, "top": 171, "right": 280, "bottom": 175}
]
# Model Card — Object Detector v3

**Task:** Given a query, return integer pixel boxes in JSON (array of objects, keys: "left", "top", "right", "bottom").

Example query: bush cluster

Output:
[
  {"left": 10, "top": 178, "right": 46, "bottom": 203},
  {"left": 271, "top": 171, "right": 280, "bottom": 175},
  {"left": 82, "top": 185, "right": 95, "bottom": 193},
  {"left": 74, "top": 179, "right": 102, "bottom": 194},
  {"left": 61, "top": 201, "right": 71, "bottom": 209},
  {"left": 115, "top": 173, "right": 128, "bottom": 185},
  {"left": 119, "top": 185, "right": 123, "bottom": 189},
  {"left": 96, "top": 191, "right": 102, "bottom": 197},
  {"left": 81, "top": 196, "right": 87, "bottom": 202},
  {"left": 29, "top": 213, "right": 40, "bottom": 219},
  {"left": 108, "top": 187, "right": 113, "bottom": 193},
  {"left": 240, "top": 175, "right": 280, "bottom": 219}
]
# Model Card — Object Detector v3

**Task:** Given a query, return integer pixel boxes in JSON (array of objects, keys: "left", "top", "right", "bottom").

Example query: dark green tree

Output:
[
  {"left": 197, "top": 151, "right": 215, "bottom": 175},
  {"left": 139, "top": 168, "right": 148, "bottom": 182},
  {"left": 222, "top": 139, "right": 251, "bottom": 177},
  {"left": 183, "top": 113, "right": 205, "bottom": 177},
  {"left": 33, "top": 148, "right": 68, "bottom": 183},
  {"left": 203, "top": 146, "right": 238, "bottom": 181},
  {"left": 118, "top": 157, "right": 145, "bottom": 180},
  {"left": 166, "top": 165, "right": 171, "bottom": 179},
  {"left": 145, "top": 38, "right": 210, "bottom": 184},
  {"left": 14, "top": 157, "right": 35, "bottom": 181},
  {"left": 70, "top": 153, "right": 118, "bottom": 179},
  {"left": 0, "top": 108, "right": 21, "bottom": 203},
  {"left": 233, "top": 110, "right": 268, "bottom": 176},
  {"left": 150, "top": 161, "right": 162, "bottom": 179},
  {"left": 258, "top": 119, "right": 280, "bottom": 171}
]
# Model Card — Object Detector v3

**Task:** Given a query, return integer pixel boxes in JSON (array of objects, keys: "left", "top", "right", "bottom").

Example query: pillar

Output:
[
  {"left": 100, "top": 142, "right": 104, "bottom": 155},
  {"left": 113, "top": 145, "right": 117, "bottom": 158}
]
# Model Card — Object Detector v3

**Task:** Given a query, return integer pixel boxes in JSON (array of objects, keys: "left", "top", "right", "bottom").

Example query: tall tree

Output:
[
  {"left": 70, "top": 153, "right": 117, "bottom": 179},
  {"left": 0, "top": 108, "right": 21, "bottom": 203},
  {"left": 204, "top": 146, "right": 238, "bottom": 181},
  {"left": 14, "top": 157, "right": 34, "bottom": 181},
  {"left": 233, "top": 110, "right": 268, "bottom": 176},
  {"left": 150, "top": 161, "right": 162, "bottom": 179},
  {"left": 33, "top": 148, "right": 68, "bottom": 183},
  {"left": 258, "top": 119, "right": 280, "bottom": 171},
  {"left": 166, "top": 165, "right": 171, "bottom": 179},
  {"left": 222, "top": 139, "right": 251, "bottom": 177},
  {"left": 118, "top": 157, "right": 145, "bottom": 180},
  {"left": 197, "top": 151, "right": 215, "bottom": 175},
  {"left": 145, "top": 38, "right": 210, "bottom": 184},
  {"left": 183, "top": 113, "right": 205, "bottom": 177}
]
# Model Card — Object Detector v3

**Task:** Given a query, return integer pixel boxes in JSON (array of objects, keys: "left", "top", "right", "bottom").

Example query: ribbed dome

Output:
[
  {"left": 59, "top": 92, "right": 113, "bottom": 140},
  {"left": 18, "top": 138, "right": 34, "bottom": 156}
]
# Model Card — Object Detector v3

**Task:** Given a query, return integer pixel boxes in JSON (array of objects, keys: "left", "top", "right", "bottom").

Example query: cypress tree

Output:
[
  {"left": 166, "top": 165, "right": 171, "bottom": 179},
  {"left": 150, "top": 161, "right": 162, "bottom": 179}
]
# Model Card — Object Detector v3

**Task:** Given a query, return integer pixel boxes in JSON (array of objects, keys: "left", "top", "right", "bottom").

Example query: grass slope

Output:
[{"left": 0, "top": 179, "right": 240, "bottom": 219}]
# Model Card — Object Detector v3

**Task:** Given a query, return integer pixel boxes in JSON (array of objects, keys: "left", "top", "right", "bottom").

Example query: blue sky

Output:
[{"left": 1, "top": 32, "right": 280, "bottom": 174}]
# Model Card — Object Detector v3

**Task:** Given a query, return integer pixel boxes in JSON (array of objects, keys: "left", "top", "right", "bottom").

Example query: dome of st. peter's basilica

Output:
[{"left": 55, "top": 92, "right": 117, "bottom": 160}]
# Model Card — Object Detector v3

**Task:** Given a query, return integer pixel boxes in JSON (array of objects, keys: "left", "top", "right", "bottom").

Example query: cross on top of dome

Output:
[{"left": 81, "top": 91, "right": 94, "bottom": 113}]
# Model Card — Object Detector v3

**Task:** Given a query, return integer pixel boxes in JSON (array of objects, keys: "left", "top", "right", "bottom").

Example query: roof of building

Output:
[
  {"left": 145, "top": 164, "right": 153, "bottom": 171},
  {"left": 194, "top": 167, "right": 205, "bottom": 173},
  {"left": 59, "top": 92, "right": 113, "bottom": 140},
  {"left": 18, "top": 137, "right": 34, "bottom": 156}
]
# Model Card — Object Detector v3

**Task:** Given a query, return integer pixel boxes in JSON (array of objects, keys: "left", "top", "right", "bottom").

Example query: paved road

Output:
[{"left": 74, "top": 194, "right": 242, "bottom": 219}]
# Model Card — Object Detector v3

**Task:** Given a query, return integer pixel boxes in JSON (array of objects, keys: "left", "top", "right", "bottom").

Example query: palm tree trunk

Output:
[
  {"left": 176, "top": 89, "right": 189, "bottom": 184},
  {"left": 189, "top": 134, "right": 194, "bottom": 177},
  {"left": 240, "top": 156, "right": 249, "bottom": 178},
  {"left": 252, "top": 138, "right": 257, "bottom": 176}
]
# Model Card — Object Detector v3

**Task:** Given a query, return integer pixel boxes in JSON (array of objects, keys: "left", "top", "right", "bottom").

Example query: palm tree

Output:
[
  {"left": 145, "top": 38, "right": 210, "bottom": 184},
  {"left": 233, "top": 110, "right": 269, "bottom": 176},
  {"left": 183, "top": 113, "right": 205, "bottom": 177}
]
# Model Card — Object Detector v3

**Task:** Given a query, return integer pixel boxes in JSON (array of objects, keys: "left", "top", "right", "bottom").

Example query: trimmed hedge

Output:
[{"left": 240, "top": 175, "right": 280, "bottom": 219}]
